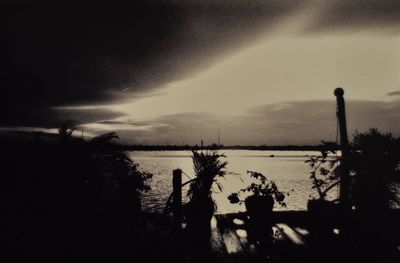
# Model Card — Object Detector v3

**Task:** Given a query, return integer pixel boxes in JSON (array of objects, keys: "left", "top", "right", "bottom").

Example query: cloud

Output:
[
  {"left": 0, "top": 107, "right": 124, "bottom": 128},
  {"left": 81, "top": 120, "right": 166, "bottom": 133},
  {"left": 4, "top": 99, "right": 400, "bottom": 145},
  {"left": 1, "top": 0, "right": 310, "bottom": 130},
  {"left": 0, "top": 1, "right": 304, "bottom": 110},
  {"left": 307, "top": 0, "right": 400, "bottom": 34},
  {"left": 72, "top": 99, "right": 400, "bottom": 145},
  {"left": 2, "top": 1, "right": 400, "bottom": 130},
  {"left": 387, "top": 90, "right": 400, "bottom": 96}
]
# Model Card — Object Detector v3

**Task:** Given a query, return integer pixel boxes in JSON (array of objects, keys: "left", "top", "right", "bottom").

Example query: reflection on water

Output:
[{"left": 130, "top": 150, "right": 338, "bottom": 213}]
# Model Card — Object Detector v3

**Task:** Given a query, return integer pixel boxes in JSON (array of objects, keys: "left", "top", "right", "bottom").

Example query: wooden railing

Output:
[{"left": 172, "top": 169, "right": 182, "bottom": 233}]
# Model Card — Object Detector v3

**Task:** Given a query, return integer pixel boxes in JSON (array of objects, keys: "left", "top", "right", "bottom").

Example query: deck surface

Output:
[
  {"left": 139, "top": 211, "right": 400, "bottom": 263},
  {"left": 206, "top": 213, "right": 322, "bottom": 263}
]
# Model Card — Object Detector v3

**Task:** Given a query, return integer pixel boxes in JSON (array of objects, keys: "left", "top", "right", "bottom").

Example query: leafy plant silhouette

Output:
[
  {"left": 188, "top": 150, "right": 228, "bottom": 202},
  {"left": 351, "top": 128, "right": 400, "bottom": 211},
  {"left": 306, "top": 141, "right": 340, "bottom": 201},
  {"left": 228, "top": 171, "right": 288, "bottom": 207}
]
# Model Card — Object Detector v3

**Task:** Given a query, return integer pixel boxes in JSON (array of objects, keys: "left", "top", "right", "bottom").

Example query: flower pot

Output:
[
  {"left": 185, "top": 197, "right": 215, "bottom": 238},
  {"left": 307, "top": 199, "right": 339, "bottom": 239},
  {"left": 245, "top": 195, "right": 274, "bottom": 220},
  {"left": 244, "top": 195, "right": 274, "bottom": 237}
]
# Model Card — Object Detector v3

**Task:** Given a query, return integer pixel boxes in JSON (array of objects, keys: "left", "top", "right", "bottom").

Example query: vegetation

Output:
[
  {"left": 351, "top": 129, "right": 400, "bottom": 211},
  {"left": 305, "top": 141, "right": 341, "bottom": 201},
  {"left": 187, "top": 150, "right": 228, "bottom": 203},
  {"left": 305, "top": 129, "right": 400, "bottom": 210},
  {"left": 55, "top": 121, "right": 152, "bottom": 214},
  {"left": 184, "top": 150, "right": 228, "bottom": 236},
  {"left": 3, "top": 120, "right": 152, "bottom": 262},
  {"left": 228, "top": 171, "right": 287, "bottom": 207}
]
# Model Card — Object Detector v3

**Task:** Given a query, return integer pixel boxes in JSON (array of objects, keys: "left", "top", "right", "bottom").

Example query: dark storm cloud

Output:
[
  {"left": 1, "top": 0, "right": 304, "bottom": 127},
  {"left": 3, "top": 0, "right": 400, "bottom": 129}
]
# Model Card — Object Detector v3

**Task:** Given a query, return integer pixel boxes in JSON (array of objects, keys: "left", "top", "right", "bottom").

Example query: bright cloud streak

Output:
[{"left": 110, "top": 33, "right": 400, "bottom": 119}]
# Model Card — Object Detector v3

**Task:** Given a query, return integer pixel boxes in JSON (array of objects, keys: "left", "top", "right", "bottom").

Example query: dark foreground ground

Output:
[
  {"left": 3, "top": 205, "right": 400, "bottom": 263},
  {"left": 1, "top": 132, "right": 399, "bottom": 263},
  {"left": 145, "top": 211, "right": 400, "bottom": 263}
]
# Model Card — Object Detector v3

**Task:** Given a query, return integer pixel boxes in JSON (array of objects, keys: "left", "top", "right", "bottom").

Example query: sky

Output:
[{"left": 2, "top": 0, "right": 400, "bottom": 145}]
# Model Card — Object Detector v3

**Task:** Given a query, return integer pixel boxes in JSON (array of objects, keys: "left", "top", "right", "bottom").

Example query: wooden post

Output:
[
  {"left": 172, "top": 169, "right": 182, "bottom": 232},
  {"left": 334, "top": 88, "right": 350, "bottom": 209}
]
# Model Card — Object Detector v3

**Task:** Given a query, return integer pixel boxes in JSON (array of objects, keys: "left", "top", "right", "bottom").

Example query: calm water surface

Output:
[{"left": 129, "top": 150, "right": 338, "bottom": 214}]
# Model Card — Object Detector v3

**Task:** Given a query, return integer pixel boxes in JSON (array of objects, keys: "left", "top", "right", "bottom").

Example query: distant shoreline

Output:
[
  {"left": 0, "top": 130, "right": 337, "bottom": 152},
  {"left": 122, "top": 145, "right": 332, "bottom": 152}
]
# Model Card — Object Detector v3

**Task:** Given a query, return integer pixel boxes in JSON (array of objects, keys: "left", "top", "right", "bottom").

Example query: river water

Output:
[{"left": 129, "top": 150, "right": 338, "bottom": 214}]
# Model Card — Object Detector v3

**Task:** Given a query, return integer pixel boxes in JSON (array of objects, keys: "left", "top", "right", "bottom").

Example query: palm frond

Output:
[{"left": 58, "top": 120, "right": 77, "bottom": 140}]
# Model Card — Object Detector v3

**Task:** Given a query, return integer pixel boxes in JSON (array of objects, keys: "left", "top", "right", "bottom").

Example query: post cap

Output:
[
  {"left": 173, "top": 169, "right": 182, "bottom": 175},
  {"left": 334, "top": 87, "right": 344, "bottom": 97}
]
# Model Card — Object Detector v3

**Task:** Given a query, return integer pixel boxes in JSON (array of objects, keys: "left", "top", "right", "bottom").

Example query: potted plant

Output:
[
  {"left": 305, "top": 142, "right": 341, "bottom": 238},
  {"left": 184, "top": 150, "right": 228, "bottom": 237},
  {"left": 349, "top": 129, "right": 400, "bottom": 251},
  {"left": 351, "top": 129, "right": 400, "bottom": 213},
  {"left": 228, "top": 171, "right": 287, "bottom": 235}
]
